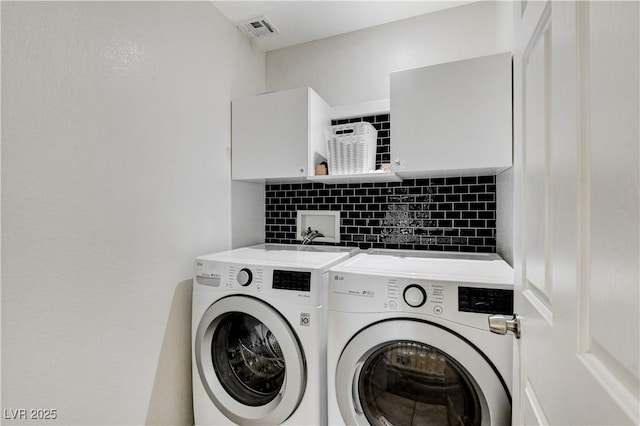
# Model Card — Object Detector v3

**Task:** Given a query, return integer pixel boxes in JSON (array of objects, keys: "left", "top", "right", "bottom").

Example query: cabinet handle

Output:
[{"left": 299, "top": 168, "right": 305, "bottom": 174}]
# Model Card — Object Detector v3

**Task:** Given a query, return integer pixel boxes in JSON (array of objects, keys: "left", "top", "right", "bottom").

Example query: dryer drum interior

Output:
[
  {"left": 358, "top": 340, "right": 481, "bottom": 426},
  {"left": 211, "top": 312, "right": 286, "bottom": 406}
]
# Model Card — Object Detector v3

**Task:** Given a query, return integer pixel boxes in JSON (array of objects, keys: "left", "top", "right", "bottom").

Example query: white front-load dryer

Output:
[
  {"left": 192, "top": 244, "right": 355, "bottom": 425},
  {"left": 327, "top": 250, "right": 514, "bottom": 426}
]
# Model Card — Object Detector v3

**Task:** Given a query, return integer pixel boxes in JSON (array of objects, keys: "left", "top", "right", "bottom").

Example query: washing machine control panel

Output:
[
  {"left": 272, "top": 270, "right": 311, "bottom": 292},
  {"left": 228, "top": 267, "right": 312, "bottom": 292},
  {"left": 194, "top": 262, "right": 322, "bottom": 307}
]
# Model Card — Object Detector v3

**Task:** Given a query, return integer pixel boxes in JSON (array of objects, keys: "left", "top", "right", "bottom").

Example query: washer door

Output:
[
  {"left": 195, "top": 295, "right": 306, "bottom": 425},
  {"left": 335, "top": 319, "right": 510, "bottom": 426}
]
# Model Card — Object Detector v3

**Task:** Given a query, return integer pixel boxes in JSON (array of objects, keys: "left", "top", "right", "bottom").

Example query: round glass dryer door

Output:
[
  {"left": 195, "top": 295, "right": 306, "bottom": 425},
  {"left": 358, "top": 341, "right": 481, "bottom": 425},
  {"left": 335, "top": 320, "right": 510, "bottom": 426}
]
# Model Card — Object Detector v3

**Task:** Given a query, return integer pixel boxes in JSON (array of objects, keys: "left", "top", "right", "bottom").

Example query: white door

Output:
[{"left": 512, "top": 1, "right": 639, "bottom": 424}]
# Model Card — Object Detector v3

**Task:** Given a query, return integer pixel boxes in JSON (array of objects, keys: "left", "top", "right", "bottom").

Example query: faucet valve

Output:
[{"left": 301, "top": 227, "right": 324, "bottom": 244}]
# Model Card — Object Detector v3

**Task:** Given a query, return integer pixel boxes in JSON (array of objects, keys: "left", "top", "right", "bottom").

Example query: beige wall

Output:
[{"left": 1, "top": 2, "right": 264, "bottom": 424}]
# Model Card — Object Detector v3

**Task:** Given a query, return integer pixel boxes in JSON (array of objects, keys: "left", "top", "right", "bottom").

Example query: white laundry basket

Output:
[{"left": 325, "top": 122, "right": 377, "bottom": 175}]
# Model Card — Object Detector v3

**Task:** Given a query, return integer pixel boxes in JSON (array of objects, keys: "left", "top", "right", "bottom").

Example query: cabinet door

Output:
[
  {"left": 232, "top": 87, "right": 309, "bottom": 180},
  {"left": 391, "top": 52, "right": 512, "bottom": 177}
]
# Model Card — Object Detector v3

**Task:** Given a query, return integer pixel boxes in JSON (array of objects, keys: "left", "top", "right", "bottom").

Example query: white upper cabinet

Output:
[
  {"left": 390, "top": 52, "right": 512, "bottom": 177},
  {"left": 231, "top": 87, "right": 331, "bottom": 181}
]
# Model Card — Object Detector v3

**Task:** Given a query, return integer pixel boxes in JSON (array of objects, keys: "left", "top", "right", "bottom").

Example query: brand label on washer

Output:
[
  {"left": 300, "top": 312, "right": 310, "bottom": 326},
  {"left": 333, "top": 288, "right": 375, "bottom": 297}
]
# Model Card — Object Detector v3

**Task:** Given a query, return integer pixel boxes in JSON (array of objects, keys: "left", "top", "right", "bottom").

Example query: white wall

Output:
[
  {"left": 231, "top": 181, "right": 266, "bottom": 248},
  {"left": 267, "top": 0, "right": 513, "bottom": 107},
  {"left": 1, "top": 2, "right": 264, "bottom": 424},
  {"left": 266, "top": 0, "right": 514, "bottom": 262},
  {"left": 497, "top": 168, "right": 514, "bottom": 266}
]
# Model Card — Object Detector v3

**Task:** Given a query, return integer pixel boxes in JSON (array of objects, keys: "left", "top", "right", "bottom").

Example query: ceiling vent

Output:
[{"left": 238, "top": 16, "right": 280, "bottom": 39}]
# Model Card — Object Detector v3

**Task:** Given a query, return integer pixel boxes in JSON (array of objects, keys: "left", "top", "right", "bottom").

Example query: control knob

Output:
[
  {"left": 237, "top": 268, "right": 253, "bottom": 286},
  {"left": 403, "top": 284, "right": 427, "bottom": 308}
]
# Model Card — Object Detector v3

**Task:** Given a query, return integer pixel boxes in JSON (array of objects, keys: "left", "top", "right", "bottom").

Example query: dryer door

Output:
[
  {"left": 195, "top": 295, "right": 306, "bottom": 425},
  {"left": 335, "top": 319, "right": 510, "bottom": 426}
]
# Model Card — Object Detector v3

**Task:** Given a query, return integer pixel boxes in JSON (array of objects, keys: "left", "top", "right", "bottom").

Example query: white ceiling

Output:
[{"left": 212, "top": 1, "right": 475, "bottom": 51}]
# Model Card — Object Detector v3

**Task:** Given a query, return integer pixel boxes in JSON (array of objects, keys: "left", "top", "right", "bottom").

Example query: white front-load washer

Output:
[
  {"left": 192, "top": 244, "right": 355, "bottom": 426},
  {"left": 327, "top": 250, "right": 514, "bottom": 426}
]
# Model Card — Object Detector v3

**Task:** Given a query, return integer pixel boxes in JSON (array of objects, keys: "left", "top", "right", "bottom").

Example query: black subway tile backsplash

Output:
[{"left": 264, "top": 113, "right": 498, "bottom": 253}]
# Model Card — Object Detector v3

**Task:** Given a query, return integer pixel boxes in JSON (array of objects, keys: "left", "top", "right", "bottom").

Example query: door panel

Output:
[
  {"left": 513, "top": 1, "right": 639, "bottom": 424},
  {"left": 514, "top": 2, "right": 556, "bottom": 423},
  {"left": 523, "top": 382, "right": 548, "bottom": 426},
  {"left": 523, "top": 2, "right": 552, "bottom": 308},
  {"left": 585, "top": 0, "right": 640, "bottom": 385}
]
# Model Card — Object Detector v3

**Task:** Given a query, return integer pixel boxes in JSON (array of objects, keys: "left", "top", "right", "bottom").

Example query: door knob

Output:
[{"left": 488, "top": 314, "right": 521, "bottom": 339}]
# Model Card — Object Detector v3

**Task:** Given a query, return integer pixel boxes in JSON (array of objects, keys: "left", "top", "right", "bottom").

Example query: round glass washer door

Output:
[
  {"left": 335, "top": 320, "right": 510, "bottom": 426},
  {"left": 195, "top": 295, "right": 306, "bottom": 425}
]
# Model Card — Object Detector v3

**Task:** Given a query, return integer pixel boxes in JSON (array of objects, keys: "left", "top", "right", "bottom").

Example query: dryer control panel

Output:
[
  {"left": 328, "top": 271, "right": 513, "bottom": 331},
  {"left": 458, "top": 286, "right": 513, "bottom": 315}
]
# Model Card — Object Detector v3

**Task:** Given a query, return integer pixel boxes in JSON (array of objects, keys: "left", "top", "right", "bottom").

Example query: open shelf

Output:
[{"left": 307, "top": 172, "right": 402, "bottom": 184}]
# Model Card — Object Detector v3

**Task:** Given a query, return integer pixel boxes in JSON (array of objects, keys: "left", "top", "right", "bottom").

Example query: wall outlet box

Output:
[{"left": 296, "top": 210, "right": 340, "bottom": 243}]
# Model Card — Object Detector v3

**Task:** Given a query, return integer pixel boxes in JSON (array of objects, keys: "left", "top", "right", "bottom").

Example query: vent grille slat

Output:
[{"left": 238, "top": 16, "right": 280, "bottom": 39}]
